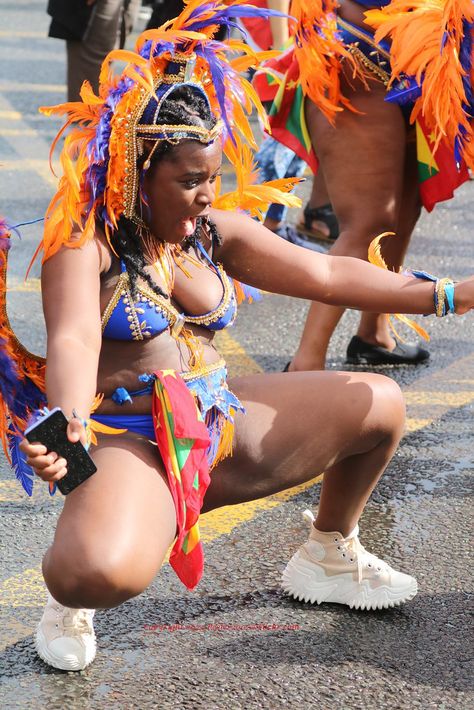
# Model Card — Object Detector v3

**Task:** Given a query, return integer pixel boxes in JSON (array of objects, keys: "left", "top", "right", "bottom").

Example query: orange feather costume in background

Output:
[{"left": 253, "top": 0, "right": 474, "bottom": 211}]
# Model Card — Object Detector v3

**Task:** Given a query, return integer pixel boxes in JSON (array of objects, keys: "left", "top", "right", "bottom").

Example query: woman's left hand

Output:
[{"left": 454, "top": 277, "right": 474, "bottom": 315}]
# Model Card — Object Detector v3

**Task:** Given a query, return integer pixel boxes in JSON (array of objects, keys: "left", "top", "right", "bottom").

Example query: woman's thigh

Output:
[
  {"left": 46, "top": 435, "right": 176, "bottom": 593},
  {"left": 203, "top": 370, "right": 405, "bottom": 510}
]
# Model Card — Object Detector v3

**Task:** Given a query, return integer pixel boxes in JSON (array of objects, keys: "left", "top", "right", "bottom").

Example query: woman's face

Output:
[{"left": 142, "top": 138, "right": 222, "bottom": 243}]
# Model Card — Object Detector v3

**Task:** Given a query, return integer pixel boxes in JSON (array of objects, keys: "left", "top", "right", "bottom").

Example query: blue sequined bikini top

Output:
[{"left": 101, "top": 240, "right": 237, "bottom": 341}]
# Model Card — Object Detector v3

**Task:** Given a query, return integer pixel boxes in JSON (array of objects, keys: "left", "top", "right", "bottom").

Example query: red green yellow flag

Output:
[
  {"left": 416, "top": 115, "right": 469, "bottom": 212},
  {"left": 152, "top": 370, "right": 211, "bottom": 590}
]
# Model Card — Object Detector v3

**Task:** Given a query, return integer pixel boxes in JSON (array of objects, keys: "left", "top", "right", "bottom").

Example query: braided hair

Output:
[{"left": 112, "top": 85, "right": 220, "bottom": 300}]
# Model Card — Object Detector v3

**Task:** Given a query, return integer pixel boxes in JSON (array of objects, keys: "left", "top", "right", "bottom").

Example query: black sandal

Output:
[{"left": 297, "top": 203, "right": 339, "bottom": 243}]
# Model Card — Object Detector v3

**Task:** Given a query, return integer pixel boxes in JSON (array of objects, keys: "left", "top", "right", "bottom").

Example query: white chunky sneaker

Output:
[
  {"left": 282, "top": 510, "right": 418, "bottom": 610},
  {"left": 35, "top": 593, "right": 97, "bottom": 671}
]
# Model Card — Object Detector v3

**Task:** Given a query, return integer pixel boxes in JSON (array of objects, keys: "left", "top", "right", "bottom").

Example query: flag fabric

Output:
[
  {"left": 416, "top": 115, "right": 469, "bottom": 213},
  {"left": 238, "top": 0, "right": 273, "bottom": 52},
  {"left": 152, "top": 370, "right": 211, "bottom": 590},
  {"left": 253, "top": 48, "right": 318, "bottom": 171}
]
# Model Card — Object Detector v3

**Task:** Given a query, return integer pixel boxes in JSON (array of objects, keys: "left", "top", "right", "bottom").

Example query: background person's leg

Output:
[
  {"left": 289, "top": 78, "right": 416, "bottom": 371},
  {"left": 356, "top": 133, "right": 422, "bottom": 346},
  {"left": 66, "top": 0, "right": 140, "bottom": 101}
]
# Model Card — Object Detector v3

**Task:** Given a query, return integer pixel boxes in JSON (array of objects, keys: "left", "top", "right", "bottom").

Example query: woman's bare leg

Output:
[
  {"left": 357, "top": 132, "right": 422, "bottom": 343},
  {"left": 208, "top": 371, "right": 415, "bottom": 608},
  {"left": 40, "top": 368, "right": 407, "bottom": 616},
  {"left": 289, "top": 78, "right": 414, "bottom": 371},
  {"left": 205, "top": 370, "right": 405, "bottom": 537},
  {"left": 42, "top": 435, "right": 176, "bottom": 609}
]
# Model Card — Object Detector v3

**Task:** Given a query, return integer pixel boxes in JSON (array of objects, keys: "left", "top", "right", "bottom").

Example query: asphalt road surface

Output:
[{"left": 0, "top": 2, "right": 473, "bottom": 709}]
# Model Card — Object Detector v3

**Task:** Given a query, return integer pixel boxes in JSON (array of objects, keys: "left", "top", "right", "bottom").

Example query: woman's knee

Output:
[
  {"left": 42, "top": 544, "right": 162, "bottom": 609},
  {"left": 369, "top": 375, "right": 406, "bottom": 437},
  {"left": 331, "top": 219, "right": 400, "bottom": 260}
]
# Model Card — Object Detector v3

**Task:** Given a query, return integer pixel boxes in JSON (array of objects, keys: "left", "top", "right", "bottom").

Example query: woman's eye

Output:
[{"left": 184, "top": 180, "right": 199, "bottom": 189}]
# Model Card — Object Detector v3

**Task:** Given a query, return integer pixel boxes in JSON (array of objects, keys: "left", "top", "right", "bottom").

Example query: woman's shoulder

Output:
[
  {"left": 42, "top": 222, "right": 114, "bottom": 275},
  {"left": 71, "top": 221, "right": 113, "bottom": 273}
]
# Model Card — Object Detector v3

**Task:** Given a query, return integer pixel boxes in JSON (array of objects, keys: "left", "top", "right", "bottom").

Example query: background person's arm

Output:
[{"left": 268, "top": 0, "right": 290, "bottom": 48}]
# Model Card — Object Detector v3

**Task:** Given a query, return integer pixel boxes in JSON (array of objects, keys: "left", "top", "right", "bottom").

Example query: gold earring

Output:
[{"left": 143, "top": 140, "right": 161, "bottom": 171}]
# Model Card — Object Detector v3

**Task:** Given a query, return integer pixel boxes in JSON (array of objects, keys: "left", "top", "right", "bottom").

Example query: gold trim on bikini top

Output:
[{"left": 101, "top": 263, "right": 236, "bottom": 341}]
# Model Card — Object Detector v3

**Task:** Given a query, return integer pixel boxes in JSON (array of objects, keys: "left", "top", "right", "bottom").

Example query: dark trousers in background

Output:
[{"left": 66, "top": 0, "right": 141, "bottom": 101}]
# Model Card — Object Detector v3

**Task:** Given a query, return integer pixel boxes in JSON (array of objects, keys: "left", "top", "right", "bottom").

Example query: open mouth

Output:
[{"left": 181, "top": 217, "right": 197, "bottom": 237}]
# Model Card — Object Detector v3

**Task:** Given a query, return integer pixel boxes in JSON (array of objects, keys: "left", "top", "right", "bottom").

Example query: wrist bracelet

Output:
[
  {"left": 71, "top": 409, "right": 91, "bottom": 451},
  {"left": 409, "top": 269, "right": 455, "bottom": 317}
]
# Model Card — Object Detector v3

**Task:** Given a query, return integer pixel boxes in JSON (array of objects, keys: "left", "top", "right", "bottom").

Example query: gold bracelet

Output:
[{"left": 435, "top": 278, "right": 451, "bottom": 318}]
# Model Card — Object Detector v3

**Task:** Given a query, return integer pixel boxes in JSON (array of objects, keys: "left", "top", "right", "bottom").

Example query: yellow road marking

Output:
[
  {"left": 215, "top": 330, "right": 263, "bottom": 376},
  {"left": 404, "top": 391, "right": 474, "bottom": 407},
  {"left": 0, "top": 110, "right": 23, "bottom": 120},
  {"left": 7, "top": 277, "right": 42, "bottom": 293},
  {"left": 0, "top": 81, "right": 66, "bottom": 93},
  {"left": 0, "top": 31, "right": 45, "bottom": 38},
  {"left": 0, "top": 128, "right": 38, "bottom": 137},
  {"left": 403, "top": 353, "right": 474, "bottom": 433}
]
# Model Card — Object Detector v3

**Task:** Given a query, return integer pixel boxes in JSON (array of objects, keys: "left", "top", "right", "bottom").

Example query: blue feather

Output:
[
  {"left": 0, "top": 337, "right": 21, "bottom": 410},
  {"left": 185, "top": 3, "right": 286, "bottom": 34},
  {"left": 8, "top": 429, "right": 35, "bottom": 496}
]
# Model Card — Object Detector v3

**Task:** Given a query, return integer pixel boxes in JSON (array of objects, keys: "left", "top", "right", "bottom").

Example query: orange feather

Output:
[{"left": 366, "top": 0, "right": 474, "bottom": 167}]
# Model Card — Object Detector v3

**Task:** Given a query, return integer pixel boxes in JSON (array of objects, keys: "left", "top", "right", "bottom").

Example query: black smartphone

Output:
[{"left": 24, "top": 407, "right": 97, "bottom": 495}]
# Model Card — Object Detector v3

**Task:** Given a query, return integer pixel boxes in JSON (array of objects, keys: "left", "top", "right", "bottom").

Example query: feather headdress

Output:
[
  {"left": 366, "top": 0, "right": 474, "bottom": 168},
  {"left": 38, "top": 0, "right": 299, "bottom": 262}
]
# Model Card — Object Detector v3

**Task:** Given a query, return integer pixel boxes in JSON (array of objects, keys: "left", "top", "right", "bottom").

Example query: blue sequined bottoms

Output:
[{"left": 92, "top": 360, "right": 245, "bottom": 468}]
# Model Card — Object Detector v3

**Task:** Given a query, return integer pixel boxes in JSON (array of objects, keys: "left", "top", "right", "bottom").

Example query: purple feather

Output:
[
  {"left": 0, "top": 218, "right": 11, "bottom": 250},
  {"left": 185, "top": 3, "right": 286, "bottom": 34},
  {"left": 455, "top": 20, "right": 474, "bottom": 164},
  {"left": 195, "top": 43, "right": 234, "bottom": 139}
]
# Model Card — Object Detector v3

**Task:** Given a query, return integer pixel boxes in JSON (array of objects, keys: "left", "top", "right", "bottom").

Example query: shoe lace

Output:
[
  {"left": 61, "top": 608, "right": 94, "bottom": 636},
  {"left": 339, "top": 537, "right": 389, "bottom": 584}
]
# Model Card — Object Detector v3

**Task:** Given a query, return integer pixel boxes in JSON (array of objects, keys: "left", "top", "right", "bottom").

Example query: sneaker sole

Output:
[
  {"left": 35, "top": 626, "right": 97, "bottom": 671},
  {"left": 281, "top": 557, "right": 418, "bottom": 611}
]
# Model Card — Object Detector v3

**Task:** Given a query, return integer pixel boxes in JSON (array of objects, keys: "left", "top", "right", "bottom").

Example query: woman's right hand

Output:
[
  {"left": 18, "top": 418, "right": 87, "bottom": 483},
  {"left": 19, "top": 439, "right": 68, "bottom": 483}
]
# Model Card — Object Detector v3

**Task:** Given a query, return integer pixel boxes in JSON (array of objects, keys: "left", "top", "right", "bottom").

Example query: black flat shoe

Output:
[{"left": 346, "top": 335, "right": 430, "bottom": 366}]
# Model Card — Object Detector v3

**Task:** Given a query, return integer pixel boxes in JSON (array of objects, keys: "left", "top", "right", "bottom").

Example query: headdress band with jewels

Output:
[{"left": 122, "top": 54, "right": 224, "bottom": 224}]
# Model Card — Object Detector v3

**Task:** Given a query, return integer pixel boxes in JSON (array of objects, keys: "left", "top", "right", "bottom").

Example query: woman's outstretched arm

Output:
[{"left": 212, "top": 209, "right": 474, "bottom": 315}]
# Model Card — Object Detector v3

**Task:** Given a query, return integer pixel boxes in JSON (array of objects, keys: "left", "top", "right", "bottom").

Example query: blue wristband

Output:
[{"left": 444, "top": 281, "right": 455, "bottom": 314}]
